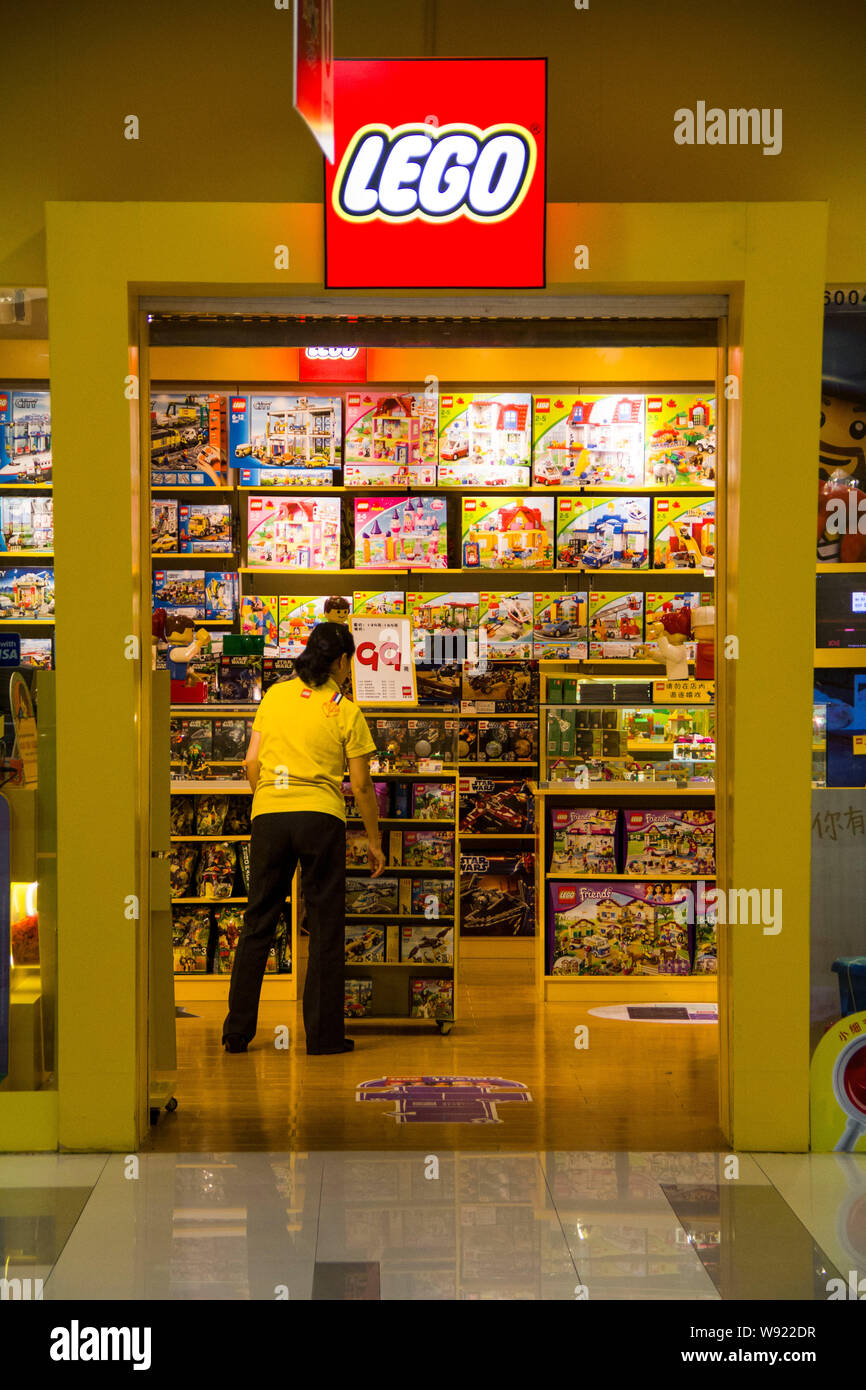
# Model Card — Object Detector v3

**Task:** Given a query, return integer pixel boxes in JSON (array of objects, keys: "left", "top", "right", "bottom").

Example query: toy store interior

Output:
[{"left": 131, "top": 308, "right": 725, "bottom": 1150}]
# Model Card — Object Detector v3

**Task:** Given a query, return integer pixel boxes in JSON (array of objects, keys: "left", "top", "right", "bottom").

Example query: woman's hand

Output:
[{"left": 367, "top": 843, "right": 387, "bottom": 878}]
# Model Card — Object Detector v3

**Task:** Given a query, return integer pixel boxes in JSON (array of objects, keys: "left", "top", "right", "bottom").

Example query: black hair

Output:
[{"left": 293, "top": 620, "right": 356, "bottom": 688}]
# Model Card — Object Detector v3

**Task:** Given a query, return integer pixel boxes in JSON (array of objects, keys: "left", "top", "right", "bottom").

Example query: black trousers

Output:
[{"left": 223, "top": 810, "right": 347, "bottom": 1050}]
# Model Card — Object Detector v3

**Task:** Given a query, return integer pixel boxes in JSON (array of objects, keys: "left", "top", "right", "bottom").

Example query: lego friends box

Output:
[
  {"left": 533, "top": 395, "right": 645, "bottom": 487},
  {"left": 354, "top": 497, "right": 448, "bottom": 570},
  {"left": 461, "top": 497, "right": 554, "bottom": 570},
  {"left": 438, "top": 394, "right": 532, "bottom": 487},
  {"left": 549, "top": 882, "right": 694, "bottom": 977},
  {"left": 344, "top": 392, "right": 437, "bottom": 486}
]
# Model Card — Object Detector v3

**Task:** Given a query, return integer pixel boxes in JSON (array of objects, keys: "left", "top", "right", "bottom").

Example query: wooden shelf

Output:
[
  {"left": 532, "top": 782, "right": 715, "bottom": 796},
  {"left": 170, "top": 835, "right": 250, "bottom": 842},
  {"left": 458, "top": 760, "right": 538, "bottom": 769},
  {"left": 0, "top": 618, "right": 54, "bottom": 626},
  {"left": 152, "top": 485, "right": 234, "bottom": 494},
  {"left": 343, "top": 959, "right": 454, "bottom": 967},
  {"left": 172, "top": 896, "right": 252, "bottom": 904},
  {"left": 171, "top": 781, "right": 251, "bottom": 793},
  {"left": 814, "top": 649, "right": 866, "bottom": 666},
  {"left": 0, "top": 549, "right": 53, "bottom": 559},
  {"left": 817, "top": 563, "right": 866, "bottom": 573},
  {"left": 543, "top": 973, "right": 718, "bottom": 1003},
  {"left": 545, "top": 871, "right": 711, "bottom": 881},
  {"left": 152, "top": 552, "right": 235, "bottom": 561},
  {"left": 459, "top": 832, "right": 534, "bottom": 840},
  {"left": 0, "top": 482, "right": 52, "bottom": 490}
]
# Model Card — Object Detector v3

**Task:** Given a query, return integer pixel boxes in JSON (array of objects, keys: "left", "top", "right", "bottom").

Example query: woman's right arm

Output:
[
  {"left": 244, "top": 729, "right": 262, "bottom": 793},
  {"left": 348, "top": 754, "right": 386, "bottom": 878}
]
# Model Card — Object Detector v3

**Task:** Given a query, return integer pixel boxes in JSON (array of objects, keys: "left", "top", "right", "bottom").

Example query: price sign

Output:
[{"left": 350, "top": 616, "right": 417, "bottom": 707}]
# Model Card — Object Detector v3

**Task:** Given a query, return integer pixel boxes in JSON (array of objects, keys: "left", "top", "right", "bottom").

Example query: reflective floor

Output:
[{"left": 1, "top": 1151, "right": 863, "bottom": 1300}]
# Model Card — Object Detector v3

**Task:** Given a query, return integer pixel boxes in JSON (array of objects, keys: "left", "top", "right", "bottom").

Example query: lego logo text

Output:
[{"left": 333, "top": 123, "right": 537, "bottom": 224}]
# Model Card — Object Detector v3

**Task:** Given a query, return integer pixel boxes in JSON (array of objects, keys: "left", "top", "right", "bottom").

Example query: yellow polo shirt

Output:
[{"left": 251, "top": 676, "right": 376, "bottom": 822}]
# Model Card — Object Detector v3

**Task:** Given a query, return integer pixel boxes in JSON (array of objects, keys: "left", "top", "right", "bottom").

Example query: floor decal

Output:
[
  {"left": 356, "top": 1076, "right": 532, "bottom": 1124},
  {"left": 589, "top": 1003, "right": 719, "bottom": 1024}
]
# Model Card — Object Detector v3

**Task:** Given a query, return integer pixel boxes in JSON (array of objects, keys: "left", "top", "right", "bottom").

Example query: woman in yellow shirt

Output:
[{"left": 223, "top": 622, "right": 385, "bottom": 1055}]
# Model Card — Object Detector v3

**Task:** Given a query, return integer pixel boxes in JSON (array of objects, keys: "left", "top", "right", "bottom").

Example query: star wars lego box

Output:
[
  {"left": 344, "top": 390, "right": 437, "bottom": 485},
  {"left": 247, "top": 495, "right": 341, "bottom": 570},
  {"left": 644, "top": 394, "right": 715, "bottom": 487},
  {"left": 178, "top": 502, "right": 233, "bottom": 554},
  {"left": 170, "top": 717, "right": 213, "bottom": 762},
  {"left": 458, "top": 777, "right": 534, "bottom": 834},
  {"left": 623, "top": 809, "right": 716, "bottom": 876},
  {"left": 151, "top": 392, "right": 227, "bottom": 486},
  {"left": 229, "top": 394, "right": 342, "bottom": 483},
  {"left": 476, "top": 718, "right": 538, "bottom": 763},
  {"left": 477, "top": 591, "right": 534, "bottom": 661},
  {"left": 218, "top": 653, "right": 263, "bottom": 704},
  {"left": 354, "top": 496, "right": 448, "bottom": 570},
  {"left": 0, "top": 495, "right": 54, "bottom": 552},
  {"left": 401, "top": 924, "right": 454, "bottom": 965},
  {"left": 532, "top": 394, "right": 645, "bottom": 487},
  {"left": 460, "top": 852, "right": 535, "bottom": 936},
  {"left": 533, "top": 591, "right": 588, "bottom": 659},
  {"left": 588, "top": 590, "right": 645, "bottom": 657},
  {"left": 211, "top": 717, "right": 252, "bottom": 762},
  {"left": 549, "top": 807, "right": 620, "bottom": 874},
  {"left": 556, "top": 495, "right": 650, "bottom": 571},
  {"left": 438, "top": 392, "right": 532, "bottom": 487},
  {"left": 461, "top": 496, "right": 555, "bottom": 570},
  {"left": 0, "top": 388, "right": 52, "bottom": 483},
  {"left": 415, "top": 662, "right": 461, "bottom": 707},
  {"left": 460, "top": 661, "right": 540, "bottom": 711},
  {"left": 151, "top": 499, "right": 178, "bottom": 554},
  {"left": 370, "top": 716, "right": 457, "bottom": 766},
  {"left": 262, "top": 655, "right": 294, "bottom": 690},
  {"left": 652, "top": 497, "right": 716, "bottom": 572}
]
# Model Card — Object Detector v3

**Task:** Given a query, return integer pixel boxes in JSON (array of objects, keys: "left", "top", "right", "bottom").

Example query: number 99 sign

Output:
[{"left": 350, "top": 615, "right": 418, "bottom": 706}]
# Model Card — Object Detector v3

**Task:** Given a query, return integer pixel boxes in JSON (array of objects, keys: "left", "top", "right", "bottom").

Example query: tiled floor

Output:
[{"left": 2, "top": 1151, "right": 862, "bottom": 1301}]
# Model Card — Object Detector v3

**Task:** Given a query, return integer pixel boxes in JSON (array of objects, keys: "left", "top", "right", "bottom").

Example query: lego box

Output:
[
  {"left": 478, "top": 591, "right": 534, "bottom": 661},
  {"left": 401, "top": 924, "right": 454, "bottom": 965},
  {"left": 353, "top": 590, "right": 406, "bottom": 616},
  {"left": 533, "top": 591, "right": 588, "bottom": 659},
  {"left": 229, "top": 394, "right": 342, "bottom": 481},
  {"left": 344, "top": 977, "right": 375, "bottom": 1013},
  {"left": 549, "top": 808, "right": 620, "bottom": 874},
  {"left": 345, "top": 922, "right": 386, "bottom": 965},
  {"left": 459, "top": 777, "right": 534, "bottom": 834},
  {"left": 153, "top": 570, "right": 205, "bottom": 619},
  {"left": 644, "top": 394, "right": 715, "bottom": 487},
  {"left": 150, "top": 392, "right": 226, "bottom": 486},
  {"left": 408, "top": 591, "right": 479, "bottom": 663},
  {"left": 460, "top": 852, "right": 535, "bottom": 936},
  {"left": 344, "top": 391, "right": 437, "bottom": 483},
  {"left": 151, "top": 499, "right": 178, "bottom": 555},
  {"left": 645, "top": 589, "right": 711, "bottom": 627},
  {"left": 652, "top": 497, "right": 716, "bottom": 572},
  {"left": 278, "top": 594, "right": 348, "bottom": 656},
  {"left": 532, "top": 394, "right": 645, "bottom": 487},
  {"left": 0, "top": 388, "right": 52, "bottom": 483},
  {"left": 555, "top": 496, "right": 650, "bottom": 571},
  {"left": 393, "top": 830, "right": 455, "bottom": 868},
  {"left": 241, "top": 596, "right": 279, "bottom": 651},
  {"left": 623, "top": 809, "right": 715, "bottom": 876},
  {"left": 0, "top": 496, "right": 54, "bottom": 553},
  {"left": 549, "top": 882, "right": 663, "bottom": 976},
  {"left": 178, "top": 502, "right": 233, "bottom": 554},
  {"left": 409, "top": 878, "right": 456, "bottom": 916},
  {"left": 346, "top": 876, "right": 400, "bottom": 914},
  {"left": 477, "top": 718, "right": 538, "bottom": 763},
  {"left": 411, "top": 782, "right": 457, "bottom": 821},
  {"left": 246, "top": 495, "right": 341, "bottom": 570},
  {"left": 461, "top": 496, "right": 555, "bottom": 570},
  {"left": 460, "top": 663, "right": 539, "bottom": 711},
  {"left": 409, "top": 977, "right": 454, "bottom": 1019},
  {"left": 354, "top": 496, "right": 448, "bottom": 570},
  {"left": 438, "top": 392, "right": 532, "bottom": 487},
  {"left": 588, "top": 591, "right": 644, "bottom": 657},
  {"left": 204, "top": 572, "right": 238, "bottom": 621}
]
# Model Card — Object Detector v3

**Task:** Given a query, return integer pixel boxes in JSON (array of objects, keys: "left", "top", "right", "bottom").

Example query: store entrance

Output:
[{"left": 143, "top": 301, "right": 727, "bottom": 1152}]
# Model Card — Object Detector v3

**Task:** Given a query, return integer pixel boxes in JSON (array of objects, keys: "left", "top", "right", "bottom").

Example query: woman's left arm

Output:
[{"left": 244, "top": 730, "right": 262, "bottom": 792}]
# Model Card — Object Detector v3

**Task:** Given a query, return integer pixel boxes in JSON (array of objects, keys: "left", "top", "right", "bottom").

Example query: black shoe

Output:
[
  {"left": 223, "top": 1034, "right": 248, "bottom": 1053},
  {"left": 306, "top": 1038, "right": 355, "bottom": 1055}
]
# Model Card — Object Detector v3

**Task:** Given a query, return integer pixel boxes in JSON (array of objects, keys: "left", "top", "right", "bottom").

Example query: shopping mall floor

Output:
[{"left": 5, "top": 961, "right": 861, "bottom": 1301}]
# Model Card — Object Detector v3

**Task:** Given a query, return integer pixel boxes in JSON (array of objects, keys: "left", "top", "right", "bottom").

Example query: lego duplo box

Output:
[
  {"left": 355, "top": 496, "right": 448, "bottom": 570},
  {"left": 588, "top": 591, "right": 644, "bottom": 656},
  {"left": 533, "top": 590, "right": 587, "bottom": 659},
  {"left": 246, "top": 495, "right": 341, "bottom": 570},
  {"left": 556, "top": 495, "right": 650, "bottom": 571},
  {"left": 151, "top": 391, "right": 226, "bottom": 486},
  {"left": 622, "top": 809, "right": 716, "bottom": 876},
  {"left": 478, "top": 591, "right": 534, "bottom": 661},
  {"left": 438, "top": 392, "right": 532, "bottom": 487},
  {"left": 645, "top": 589, "right": 712, "bottom": 626},
  {"left": 652, "top": 497, "right": 716, "bottom": 571},
  {"left": 353, "top": 590, "right": 406, "bottom": 616},
  {"left": 229, "top": 394, "right": 342, "bottom": 480},
  {"left": 408, "top": 591, "right": 479, "bottom": 662},
  {"left": 344, "top": 390, "right": 437, "bottom": 482},
  {"left": 644, "top": 393, "right": 715, "bottom": 487},
  {"left": 241, "top": 596, "right": 279, "bottom": 651},
  {"left": 277, "top": 594, "right": 350, "bottom": 657},
  {"left": 461, "top": 496, "right": 555, "bottom": 570},
  {"left": 549, "top": 808, "right": 620, "bottom": 875},
  {"left": 0, "top": 387, "right": 52, "bottom": 483},
  {"left": 532, "top": 393, "right": 645, "bottom": 488}
]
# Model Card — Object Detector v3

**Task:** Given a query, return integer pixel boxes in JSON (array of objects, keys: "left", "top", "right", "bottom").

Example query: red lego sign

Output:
[
  {"left": 298, "top": 346, "right": 368, "bottom": 382},
  {"left": 325, "top": 58, "right": 546, "bottom": 289}
]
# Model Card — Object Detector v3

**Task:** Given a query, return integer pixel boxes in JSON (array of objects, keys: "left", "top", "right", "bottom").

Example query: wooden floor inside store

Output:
[{"left": 143, "top": 955, "right": 725, "bottom": 1152}]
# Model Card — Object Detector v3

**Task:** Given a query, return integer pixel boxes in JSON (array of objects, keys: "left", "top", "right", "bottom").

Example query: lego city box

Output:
[
  {"left": 246, "top": 495, "right": 341, "bottom": 570},
  {"left": 438, "top": 393, "right": 532, "bottom": 487},
  {"left": 549, "top": 807, "right": 620, "bottom": 875},
  {"left": 588, "top": 590, "right": 645, "bottom": 658},
  {"left": 354, "top": 496, "right": 448, "bottom": 570},
  {"left": 0, "top": 388, "right": 52, "bottom": 483},
  {"left": 533, "top": 590, "right": 588, "bottom": 660},
  {"left": 346, "top": 876, "right": 400, "bottom": 914},
  {"left": 532, "top": 394, "right": 645, "bottom": 487},
  {"left": 344, "top": 391, "right": 437, "bottom": 483},
  {"left": 229, "top": 394, "right": 342, "bottom": 481},
  {"left": 150, "top": 391, "right": 227, "bottom": 487},
  {"left": 178, "top": 502, "right": 233, "bottom": 554},
  {"left": 0, "top": 495, "right": 53, "bottom": 553},
  {"left": 461, "top": 496, "right": 555, "bottom": 570},
  {"left": 460, "top": 851, "right": 535, "bottom": 936},
  {"left": 0, "top": 566, "right": 54, "bottom": 622},
  {"left": 644, "top": 394, "right": 715, "bottom": 487},
  {"left": 153, "top": 570, "right": 206, "bottom": 619},
  {"left": 478, "top": 591, "right": 534, "bottom": 661},
  {"left": 151, "top": 499, "right": 178, "bottom": 554},
  {"left": 555, "top": 495, "right": 650, "bottom": 571},
  {"left": 622, "top": 809, "right": 716, "bottom": 876},
  {"left": 652, "top": 497, "right": 716, "bottom": 572},
  {"left": 459, "top": 776, "right": 534, "bottom": 834}
]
